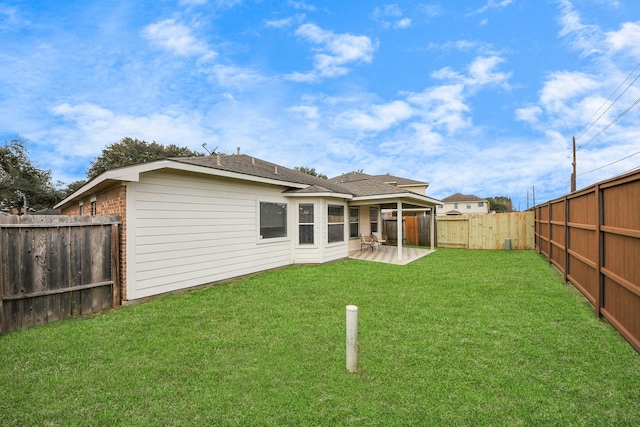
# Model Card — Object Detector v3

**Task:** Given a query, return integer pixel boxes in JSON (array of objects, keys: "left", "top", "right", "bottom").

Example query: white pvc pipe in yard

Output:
[{"left": 346, "top": 305, "right": 358, "bottom": 373}]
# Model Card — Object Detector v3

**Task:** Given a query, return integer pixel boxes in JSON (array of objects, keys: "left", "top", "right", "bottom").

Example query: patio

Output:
[{"left": 349, "top": 245, "right": 435, "bottom": 265}]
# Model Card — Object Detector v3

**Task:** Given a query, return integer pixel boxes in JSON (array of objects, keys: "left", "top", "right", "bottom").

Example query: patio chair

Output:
[
  {"left": 360, "top": 234, "right": 375, "bottom": 251},
  {"left": 372, "top": 234, "right": 387, "bottom": 250}
]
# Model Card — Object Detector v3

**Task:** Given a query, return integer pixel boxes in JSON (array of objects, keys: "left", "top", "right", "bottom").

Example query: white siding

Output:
[
  {"left": 321, "top": 199, "right": 350, "bottom": 262},
  {"left": 127, "top": 171, "right": 293, "bottom": 299},
  {"left": 290, "top": 198, "right": 349, "bottom": 264}
]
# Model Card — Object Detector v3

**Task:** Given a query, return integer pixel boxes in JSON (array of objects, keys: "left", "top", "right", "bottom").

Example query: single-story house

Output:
[
  {"left": 55, "top": 154, "right": 441, "bottom": 301},
  {"left": 438, "top": 193, "right": 489, "bottom": 216}
]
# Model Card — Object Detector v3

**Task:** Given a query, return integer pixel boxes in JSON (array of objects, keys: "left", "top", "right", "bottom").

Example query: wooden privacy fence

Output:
[
  {"left": 437, "top": 212, "right": 535, "bottom": 249},
  {"left": 534, "top": 169, "right": 640, "bottom": 354},
  {"left": 0, "top": 214, "right": 121, "bottom": 334},
  {"left": 383, "top": 216, "right": 432, "bottom": 246}
]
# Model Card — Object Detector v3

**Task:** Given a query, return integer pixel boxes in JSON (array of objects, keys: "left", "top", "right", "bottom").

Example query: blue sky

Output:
[{"left": 1, "top": 0, "right": 639, "bottom": 210}]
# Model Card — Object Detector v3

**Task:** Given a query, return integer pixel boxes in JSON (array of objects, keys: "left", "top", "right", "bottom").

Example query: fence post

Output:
[
  {"left": 564, "top": 196, "right": 569, "bottom": 283},
  {"left": 596, "top": 185, "right": 604, "bottom": 318},
  {"left": 0, "top": 223, "right": 3, "bottom": 334}
]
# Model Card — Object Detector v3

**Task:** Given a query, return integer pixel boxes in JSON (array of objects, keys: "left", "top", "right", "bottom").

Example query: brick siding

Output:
[{"left": 60, "top": 185, "right": 128, "bottom": 300}]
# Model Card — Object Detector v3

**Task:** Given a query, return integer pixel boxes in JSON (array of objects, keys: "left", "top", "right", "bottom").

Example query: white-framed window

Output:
[
  {"left": 328, "top": 204, "right": 344, "bottom": 243},
  {"left": 478, "top": 202, "right": 484, "bottom": 207},
  {"left": 454, "top": 203, "right": 458, "bottom": 209},
  {"left": 370, "top": 207, "right": 378, "bottom": 233},
  {"left": 260, "top": 201, "right": 287, "bottom": 239},
  {"left": 467, "top": 203, "right": 471, "bottom": 209},
  {"left": 349, "top": 207, "right": 359, "bottom": 238},
  {"left": 299, "top": 203, "right": 314, "bottom": 245}
]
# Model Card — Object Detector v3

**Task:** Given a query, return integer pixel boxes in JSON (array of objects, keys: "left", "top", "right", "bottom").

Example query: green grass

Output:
[{"left": 1, "top": 249, "right": 639, "bottom": 426}]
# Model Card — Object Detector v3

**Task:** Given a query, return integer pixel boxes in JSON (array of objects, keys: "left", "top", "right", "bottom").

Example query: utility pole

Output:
[{"left": 571, "top": 136, "right": 577, "bottom": 192}]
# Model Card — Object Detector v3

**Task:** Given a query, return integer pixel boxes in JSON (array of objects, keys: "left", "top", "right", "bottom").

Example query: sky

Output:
[{"left": 1, "top": 0, "right": 639, "bottom": 210}]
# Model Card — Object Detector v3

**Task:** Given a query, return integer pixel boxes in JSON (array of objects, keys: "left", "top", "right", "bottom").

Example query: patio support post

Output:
[
  {"left": 397, "top": 201, "right": 403, "bottom": 262},
  {"left": 430, "top": 207, "right": 435, "bottom": 251}
]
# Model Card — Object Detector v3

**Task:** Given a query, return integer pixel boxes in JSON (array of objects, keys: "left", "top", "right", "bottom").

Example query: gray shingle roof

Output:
[
  {"left": 441, "top": 193, "right": 486, "bottom": 202},
  {"left": 173, "top": 156, "right": 427, "bottom": 199},
  {"left": 171, "top": 155, "right": 351, "bottom": 194}
]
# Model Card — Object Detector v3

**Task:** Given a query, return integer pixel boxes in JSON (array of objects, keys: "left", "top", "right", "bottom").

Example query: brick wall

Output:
[{"left": 60, "top": 185, "right": 128, "bottom": 300}]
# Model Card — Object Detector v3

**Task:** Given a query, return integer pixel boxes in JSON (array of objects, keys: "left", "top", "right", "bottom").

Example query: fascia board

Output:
[
  {"left": 286, "top": 192, "right": 353, "bottom": 200},
  {"left": 351, "top": 193, "right": 443, "bottom": 207}
]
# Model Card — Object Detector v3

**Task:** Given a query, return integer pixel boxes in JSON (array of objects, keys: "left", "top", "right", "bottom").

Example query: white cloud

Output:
[
  {"left": 288, "top": 1, "right": 316, "bottom": 12},
  {"left": 395, "top": 18, "right": 411, "bottom": 29},
  {"left": 467, "top": 55, "right": 511, "bottom": 87},
  {"left": 265, "top": 14, "right": 305, "bottom": 29},
  {"left": 372, "top": 4, "right": 412, "bottom": 29},
  {"left": 605, "top": 22, "right": 640, "bottom": 58},
  {"left": 286, "top": 104, "right": 320, "bottom": 122},
  {"left": 515, "top": 105, "right": 543, "bottom": 125},
  {"left": 51, "top": 103, "right": 206, "bottom": 155},
  {"left": 407, "top": 84, "right": 471, "bottom": 134},
  {"left": 556, "top": 0, "right": 604, "bottom": 56},
  {"left": 472, "top": 0, "right": 514, "bottom": 15},
  {"left": 286, "top": 23, "right": 375, "bottom": 81},
  {"left": 208, "top": 64, "right": 268, "bottom": 88},
  {"left": 539, "top": 71, "right": 599, "bottom": 108},
  {"left": 431, "top": 55, "right": 511, "bottom": 89},
  {"left": 142, "top": 19, "right": 216, "bottom": 59},
  {"left": 337, "top": 100, "right": 414, "bottom": 132}
]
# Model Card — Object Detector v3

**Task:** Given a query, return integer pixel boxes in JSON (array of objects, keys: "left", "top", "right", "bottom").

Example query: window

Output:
[
  {"left": 328, "top": 205, "right": 344, "bottom": 243},
  {"left": 370, "top": 207, "right": 378, "bottom": 233},
  {"left": 79, "top": 203, "right": 84, "bottom": 216},
  {"left": 467, "top": 203, "right": 471, "bottom": 209},
  {"left": 260, "top": 202, "right": 287, "bottom": 239},
  {"left": 478, "top": 202, "right": 484, "bottom": 207},
  {"left": 299, "top": 204, "right": 314, "bottom": 244},
  {"left": 349, "top": 207, "right": 359, "bottom": 238},
  {"left": 91, "top": 201, "right": 97, "bottom": 216},
  {"left": 453, "top": 203, "right": 458, "bottom": 209}
]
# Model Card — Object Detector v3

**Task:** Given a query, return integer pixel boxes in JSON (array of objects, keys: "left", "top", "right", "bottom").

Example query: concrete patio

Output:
[{"left": 349, "top": 245, "right": 435, "bottom": 265}]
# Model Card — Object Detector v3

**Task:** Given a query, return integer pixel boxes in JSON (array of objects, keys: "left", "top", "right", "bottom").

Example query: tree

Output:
[
  {"left": 486, "top": 196, "right": 514, "bottom": 213},
  {"left": 294, "top": 166, "right": 328, "bottom": 180},
  {"left": 0, "top": 137, "right": 61, "bottom": 211},
  {"left": 86, "top": 137, "right": 204, "bottom": 179},
  {"left": 58, "top": 179, "right": 88, "bottom": 200}
]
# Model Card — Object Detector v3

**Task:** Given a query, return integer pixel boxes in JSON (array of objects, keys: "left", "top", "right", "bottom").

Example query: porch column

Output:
[
  {"left": 397, "top": 201, "right": 403, "bottom": 262},
  {"left": 430, "top": 207, "right": 435, "bottom": 251}
]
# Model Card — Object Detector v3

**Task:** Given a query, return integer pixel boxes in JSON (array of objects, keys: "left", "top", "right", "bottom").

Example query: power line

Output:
[
  {"left": 580, "top": 95, "right": 640, "bottom": 147},
  {"left": 577, "top": 149, "right": 640, "bottom": 176},
  {"left": 576, "top": 61, "right": 640, "bottom": 143}
]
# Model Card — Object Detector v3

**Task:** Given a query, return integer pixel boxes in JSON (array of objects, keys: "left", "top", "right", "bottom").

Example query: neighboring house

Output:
[
  {"left": 438, "top": 193, "right": 490, "bottom": 216},
  {"left": 55, "top": 154, "right": 441, "bottom": 302}
]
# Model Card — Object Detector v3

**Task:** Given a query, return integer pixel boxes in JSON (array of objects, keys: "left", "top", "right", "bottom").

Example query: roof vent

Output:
[
  {"left": 216, "top": 154, "right": 221, "bottom": 166},
  {"left": 275, "top": 166, "right": 278, "bottom": 174},
  {"left": 252, "top": 157, "right": 255, "bottom": 165}
]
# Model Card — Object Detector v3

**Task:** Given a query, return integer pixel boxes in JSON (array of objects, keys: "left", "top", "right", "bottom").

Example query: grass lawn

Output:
[{"left": 1, "top": 249, "right": 639, "bottom": 426}]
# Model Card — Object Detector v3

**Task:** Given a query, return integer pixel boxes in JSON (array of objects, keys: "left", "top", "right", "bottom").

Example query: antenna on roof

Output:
[{"left": 202, "top": 143, "right": 219, "bottom": 156}]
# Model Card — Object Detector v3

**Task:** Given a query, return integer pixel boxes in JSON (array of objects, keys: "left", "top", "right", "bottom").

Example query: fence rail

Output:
[
  {"left": 534, "top": 169, "right": 640, "bottom": 354},
  {"left": 437, "top": 212, "right": 535, "bottom": 250},
  {"left": 0, "top": 214, "right": 121, "bottom": 334}
]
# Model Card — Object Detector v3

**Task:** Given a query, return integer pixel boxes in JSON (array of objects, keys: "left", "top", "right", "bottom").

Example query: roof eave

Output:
[{"left": 285, "top": 191, "right": 353, "bottom": 199}]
